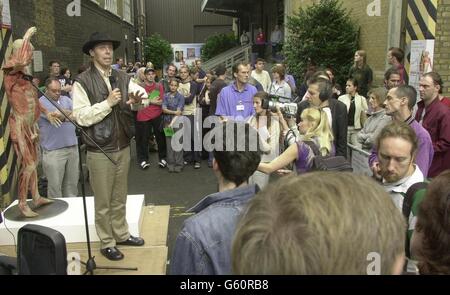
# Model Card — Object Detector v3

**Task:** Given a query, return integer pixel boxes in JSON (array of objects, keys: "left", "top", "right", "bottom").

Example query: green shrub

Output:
[
  {"left": 201, "top": 33, "right": 238, "bottom": 61},
  {"left": 284, "top": 0, "right": 359, "bottom": 86},
  {"left": 144, "top": 33, "right": 173, "bottom": 70}
]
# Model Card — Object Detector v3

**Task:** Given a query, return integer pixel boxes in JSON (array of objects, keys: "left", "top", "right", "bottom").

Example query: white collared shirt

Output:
[
  {"left": 72, "top": 65, "right": 145, "bottom": 127},
  {"left": 383, "top": 166, "right": 424, "bottom": 230}
]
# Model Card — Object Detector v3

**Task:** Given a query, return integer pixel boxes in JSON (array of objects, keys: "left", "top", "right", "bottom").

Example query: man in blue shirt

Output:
[
  {"left": 39, "top": 78, "right": 79, "bottom": 198},
  {"left": 215, "top": 62, "right": 257, "bottom": 122},
  {"left": 170, "top": 121, "right": 262, "bottom": 275}
]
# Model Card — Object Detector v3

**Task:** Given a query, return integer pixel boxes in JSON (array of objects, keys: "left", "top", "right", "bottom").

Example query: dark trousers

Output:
[
  {"left": 201, "top": 105, "right": 211, "bottom": 159},
  {"left": 135, "top": 115, "right": 166, "bottom": 163},
  {"left": 183, "top": 115, "right": 201, "bottom": 163},
  {"left": 257, "top": 44, "right": 265, "bottom": 59},
  {"left": 166, "top": 126, "right": 184, "bottom": 170}
]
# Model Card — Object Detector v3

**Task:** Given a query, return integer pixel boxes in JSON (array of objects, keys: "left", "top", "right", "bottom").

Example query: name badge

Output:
[{"left": 236, "top": 104, "right": 245, "bottom": 111}]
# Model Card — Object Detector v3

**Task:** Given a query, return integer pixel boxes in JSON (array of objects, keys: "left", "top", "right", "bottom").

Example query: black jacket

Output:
[{"left": 297, "top": 99, "right": 348, "bottom": 158}]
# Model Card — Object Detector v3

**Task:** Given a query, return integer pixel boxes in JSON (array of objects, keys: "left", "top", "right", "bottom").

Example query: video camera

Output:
[{"left": 262, "top": 95, "right": 298, "bottom": 118}]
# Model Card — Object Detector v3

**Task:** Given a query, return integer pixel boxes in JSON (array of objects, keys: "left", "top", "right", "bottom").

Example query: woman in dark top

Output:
[{"left": 348, "top": 50, "right": 373, "bottom": 98}]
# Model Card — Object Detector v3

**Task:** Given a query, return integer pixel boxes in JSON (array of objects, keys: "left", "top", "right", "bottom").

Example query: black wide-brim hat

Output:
[{"left": 82, "top": 32, "right": 121, "bottom": 55}]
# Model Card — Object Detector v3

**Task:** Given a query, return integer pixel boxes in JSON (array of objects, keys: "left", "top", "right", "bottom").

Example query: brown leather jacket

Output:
[{"left": 75, "top": 66, "right": 134, "bottom": 153}]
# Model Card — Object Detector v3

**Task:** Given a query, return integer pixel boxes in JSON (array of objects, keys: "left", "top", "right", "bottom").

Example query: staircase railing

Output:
[{"left": 202, "top": 44, "right": 252, "bottom": 72}]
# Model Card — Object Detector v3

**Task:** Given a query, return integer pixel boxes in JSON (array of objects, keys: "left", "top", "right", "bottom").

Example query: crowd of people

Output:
[
  {"left": 15, "top": 27, "right": 450, "bottom": 273},
  {"left": 168, "top": 48, "right": 450, "bottom": 275}
]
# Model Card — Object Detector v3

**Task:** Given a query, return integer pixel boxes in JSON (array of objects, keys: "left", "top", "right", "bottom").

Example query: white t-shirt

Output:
[
  {"left": 251, "top": 70, "right": 272, "bottom": 92},
  {"left": 269, "top": 80, "right": 292, "bottom": 102}
]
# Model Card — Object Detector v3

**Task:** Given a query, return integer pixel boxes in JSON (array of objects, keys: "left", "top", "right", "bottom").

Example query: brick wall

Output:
[
  {"left": 435, "top": 0, "right": 450, "bottom": 96},
  {"left": 290, "top": 0, "right": 390, "bottom": 86},
  {"left": 10, "top": 0, "right": 136, "bottom": 82}
]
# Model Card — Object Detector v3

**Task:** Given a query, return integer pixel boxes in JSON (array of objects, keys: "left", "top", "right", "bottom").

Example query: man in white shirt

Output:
[
  {"left": 377, "top": 121, "right": 424, "bottom": 212},
  {"left": 270, "top": 25, "right": 282, "bottom": 59},
  {"left": 376, "top": 121, "right": 425, "bottom": 272},
  {"left": 251, "top": 58, "right": 271, "bottom": 92},
  {"left": 72, "top": 32, "right": 146, "bottom": 261},
  {"left": 240, "top": 30, "right": 250, "bottom": 46}
]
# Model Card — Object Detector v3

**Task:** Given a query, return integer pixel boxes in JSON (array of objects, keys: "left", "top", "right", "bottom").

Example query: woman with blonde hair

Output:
[
  {"left": 348, "top": 50, "right": 373, "bottom": 98},
  {"left": 258, "top": 107, "right": 333, "bottom": 174}
]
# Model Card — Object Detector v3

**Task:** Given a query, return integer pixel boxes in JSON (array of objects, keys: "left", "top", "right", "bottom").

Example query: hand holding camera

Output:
[{"left": 262, "top": 95, "right": 298, "bottom": 118}]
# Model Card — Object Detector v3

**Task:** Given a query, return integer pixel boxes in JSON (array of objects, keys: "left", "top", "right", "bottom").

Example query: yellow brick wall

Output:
[
  {"left": 289, "top": 0, "right": 390, "bottom": 86},
  {"left": 435, "top": 0, "right": 450, "bottom": 96}
]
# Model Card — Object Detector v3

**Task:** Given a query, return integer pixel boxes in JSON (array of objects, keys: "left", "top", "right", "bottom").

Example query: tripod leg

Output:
[
  {"left": 79, "top": 259, "right": 96, "bottom": 275},
  {"left": 95, "top": 265, "right": 138, "bottom": 271},
  {"left": 78, "top": 258, "right": 138, "bottom": 272}
]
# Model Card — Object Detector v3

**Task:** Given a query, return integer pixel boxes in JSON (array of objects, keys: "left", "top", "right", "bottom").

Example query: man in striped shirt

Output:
[
  {"left": 377, "top": 121, "right": 425, "bottom": 272},
  {"left": 377, "top": 121, "right": 424, "bottom": 223}
]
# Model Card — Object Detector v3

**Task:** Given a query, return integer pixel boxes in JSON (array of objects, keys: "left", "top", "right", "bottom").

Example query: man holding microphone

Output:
[{"left": 73, "top": 32, "right": 146, "bottom": 261}]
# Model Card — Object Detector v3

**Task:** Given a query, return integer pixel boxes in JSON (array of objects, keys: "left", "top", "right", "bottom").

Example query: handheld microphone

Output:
[
  {"left": 109, "top": 75, "right": 117, "bottom": 90},
  {"left": 22, "top": 74, "right": 34, "bottom": 82}
]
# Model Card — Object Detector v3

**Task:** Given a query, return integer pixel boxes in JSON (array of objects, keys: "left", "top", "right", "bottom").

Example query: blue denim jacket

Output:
[{"left": 170, "top": 185, "right": 257, "bottom": 275}]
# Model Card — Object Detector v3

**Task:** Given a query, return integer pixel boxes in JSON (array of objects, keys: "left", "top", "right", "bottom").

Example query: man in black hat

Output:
[{"left": 72, "top": 32, "right": 146, "bottom": 261}]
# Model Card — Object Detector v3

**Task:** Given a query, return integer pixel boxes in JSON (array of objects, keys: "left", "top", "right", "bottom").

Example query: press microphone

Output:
[
  {"left": 109, "top": 75, "right": 117, "bottom": 90},
  {"left": 22, "top": 74, "right": 34, "bottom": 82}
]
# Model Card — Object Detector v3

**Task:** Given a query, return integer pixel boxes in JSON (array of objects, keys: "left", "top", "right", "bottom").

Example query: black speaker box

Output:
[{"left": 17, "top": 224, "right": 67, "bottom": 275}]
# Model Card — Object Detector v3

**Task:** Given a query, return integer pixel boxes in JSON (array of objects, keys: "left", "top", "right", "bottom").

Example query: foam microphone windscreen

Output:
[{"left": 109, "top": 75, "right": 117, "bottom": 89}]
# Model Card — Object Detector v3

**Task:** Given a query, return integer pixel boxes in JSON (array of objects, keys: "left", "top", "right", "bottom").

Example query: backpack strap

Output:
[
  {"left": 303, "top": 140, "right": 321, "bottom": 157},
  {"left": 402, "top": 181, "right": 429, "bottom": 220},
  {"left": 402, "top": 181, "right": 429, "bottom": 260}
]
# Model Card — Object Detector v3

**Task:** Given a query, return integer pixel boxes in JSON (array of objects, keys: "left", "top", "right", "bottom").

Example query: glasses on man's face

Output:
[{"left": 49, "top": 89, "right": 61, "bottom": 95}]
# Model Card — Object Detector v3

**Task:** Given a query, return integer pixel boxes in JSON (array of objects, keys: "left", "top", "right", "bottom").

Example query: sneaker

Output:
[
  {"left": 194, "top": 162, "right": 201, "bottom": 169},
  {"left": 183, "top": 161, "right": 188, "bottom": 166},
  {"left": 158, "top": 159, "right": 167, "bottom": 168},
  {"left": 140, "top": 161, "right": 150, "bottom": 169}
]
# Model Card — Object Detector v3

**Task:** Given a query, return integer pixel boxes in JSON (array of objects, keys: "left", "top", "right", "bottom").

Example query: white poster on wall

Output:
[
  {"left": 33, "top": 50, "right": 43, "bottom": 73},
  {"left": 171, "top": 43, "right": 204, "bottom": 69},
  {"left": 409, "top": 40, "right": 435, "bottom": 101},
  {"left": 1, "top": 0, "right": 11, "bottom": 29}
]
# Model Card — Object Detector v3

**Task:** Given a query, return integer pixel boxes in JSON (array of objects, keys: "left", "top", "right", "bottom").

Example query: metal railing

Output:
[
  {"left": 347, "top": 143, "right": 372, "bottom": 176},
  {"left": 202, "top": 44, "right": 252, "bottom": 72}
]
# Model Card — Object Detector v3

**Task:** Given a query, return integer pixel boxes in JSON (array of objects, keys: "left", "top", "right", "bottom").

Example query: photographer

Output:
[
  {"left": 258, "top": 108, "right": 334, "bottom": 175},
  {"left": 262, "top": 94, "right": 300, "bottom": 147},
  {"left": 248, "top": 92, "right": 281, "bottom": 189}
]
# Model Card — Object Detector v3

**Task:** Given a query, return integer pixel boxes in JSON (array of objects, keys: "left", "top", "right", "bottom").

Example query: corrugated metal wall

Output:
[{"left": 146, "top": 0, "right": 233, "bottom": 43}]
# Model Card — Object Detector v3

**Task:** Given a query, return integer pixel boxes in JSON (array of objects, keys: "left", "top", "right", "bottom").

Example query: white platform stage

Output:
[{"left": 0, "top": 195, "right": 144, "bottom": 246}]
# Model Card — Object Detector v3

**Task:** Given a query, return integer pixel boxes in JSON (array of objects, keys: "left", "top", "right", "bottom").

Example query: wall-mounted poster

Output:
[
  {"left": 409, "top": 40, "right": 435, "bottom": 102},
  {"left": 175, "top": 50, "right": 184, "bottom": 63},
  {"left": 187, "top": 48, "right": 195, "bottom": 59},
  {"left": 171, "top": 43, "right": 204, "bottom": 69},
  {"left": 1, "top": 0, "right": 12, "bottom": 29}
]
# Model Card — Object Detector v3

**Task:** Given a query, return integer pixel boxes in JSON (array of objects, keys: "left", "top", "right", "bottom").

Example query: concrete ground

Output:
[{"left": 83, "top": 139, "right": 218, "bottom": 273}]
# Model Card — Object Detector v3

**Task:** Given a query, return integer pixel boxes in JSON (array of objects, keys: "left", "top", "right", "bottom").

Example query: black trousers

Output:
[
  {"left": 135, "top": 115, "right": 166, "bottom": 163},
  {"left": 183, "top": 115, "right": 202, "bottom": 163}
]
